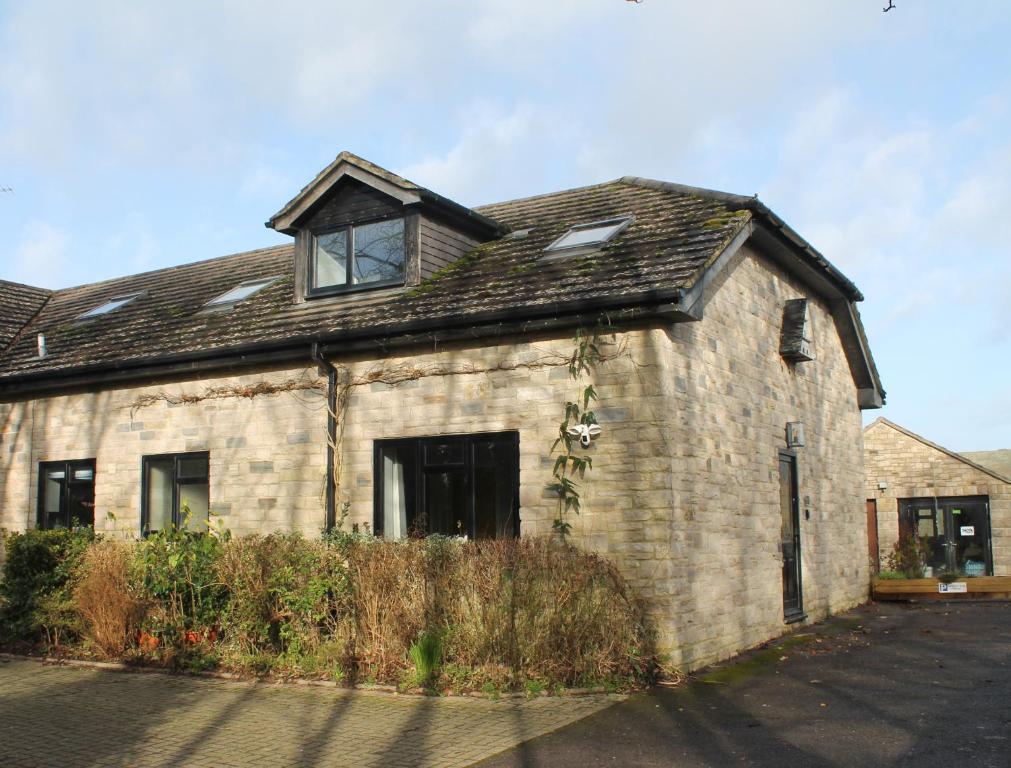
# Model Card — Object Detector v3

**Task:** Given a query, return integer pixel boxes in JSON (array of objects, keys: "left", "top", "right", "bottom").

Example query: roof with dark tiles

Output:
[
  {"left": 0, "top": 169, "right": 870, "bottom": 393},
  {"left": 0, "top": 280, "right": 52, "bottom": 353}
]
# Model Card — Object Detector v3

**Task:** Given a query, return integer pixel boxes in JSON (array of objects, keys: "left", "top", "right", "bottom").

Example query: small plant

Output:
[
  {"left": 875, "top": 570, "right": 906, "bottom": 580},
  {"left": 885, "top": 534, "right": 929, "bottom": 578},
  {"left": 409, "top": 630, "right": 443, "bottom": 688}
]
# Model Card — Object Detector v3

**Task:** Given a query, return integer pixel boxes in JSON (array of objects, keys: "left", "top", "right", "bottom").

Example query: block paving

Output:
[{"left": 0, "top": 659, "right": 616, "bottom": 768}]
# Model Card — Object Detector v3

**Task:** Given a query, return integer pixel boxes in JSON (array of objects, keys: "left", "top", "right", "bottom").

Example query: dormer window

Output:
[
  {"left": 77, "top": 292, "right": 143, "bottom": 320},
  {"left": 310, "top": 217, "right": 405, "bottom": 296}
]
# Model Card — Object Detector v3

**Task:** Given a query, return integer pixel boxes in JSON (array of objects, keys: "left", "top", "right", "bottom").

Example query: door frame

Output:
[
  {"left": 866, "top": 498, "right": 880, "bottom": 573},
  {"left": 779, "top": 450, "right": 805, "bottom": 623}
]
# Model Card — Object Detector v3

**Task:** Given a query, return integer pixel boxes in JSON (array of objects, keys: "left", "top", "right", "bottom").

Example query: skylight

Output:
[
  {"left": 205, "top": 276, "right": 279, "bottom": 308},
  {"left": 77, "top": 293, "right": 142, "bottom": 319},
  {"left": 544, "top": 216, "right": 634, "bottom": 254}
]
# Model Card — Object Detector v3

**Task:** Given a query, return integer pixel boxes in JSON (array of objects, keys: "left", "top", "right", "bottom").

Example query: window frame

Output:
[
  {"left": 372, "top": 432, "right": 520, "bottom": 540},
  {"left": 203, "top": 276, "right": 280, "bottom": 311},
  {"left": 76, "top": 292, "right": 144, "bottom": 320},
  {"left": 543, "top": 215, "right": 634, "bottom": 257},
  {"left": 307, "top": 215, "right": 407, "bottom": 298},
  {"left": 140, "top": 451, "right": 210, "bottom": 536},
  {"left": 37, "top": 459, "right": 96, "bottom": 530}
]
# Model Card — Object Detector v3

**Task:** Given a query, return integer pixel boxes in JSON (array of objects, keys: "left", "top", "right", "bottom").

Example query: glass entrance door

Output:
[{"left": 899, "top": 496, "right": 992, "bottom": 577}]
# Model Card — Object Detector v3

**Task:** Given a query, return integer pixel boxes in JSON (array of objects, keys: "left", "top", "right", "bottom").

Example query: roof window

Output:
[
  {"left": 77, "top": 293, "right": 143, "bottom": 320},
  {"left": 204, "top": 276, "right": 279, "bottom": 309},
  {"left": 544, "top": 216, "right": 633, "bottom": 255}
]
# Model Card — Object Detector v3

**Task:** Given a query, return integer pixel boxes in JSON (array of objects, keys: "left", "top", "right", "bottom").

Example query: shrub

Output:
[
  {"left": 137, "top": 526, "right": 227, "bottom": 648},
  {"left": 216, "top": 533, "right": 350, "bottom": 673},
  {"left": 73, "top": 540, "right": 146, "bottom": 657},
  {"left": 0, "top": 528, "right": 93, "bottom": 646},
  {"left": 886, "top": 534, "right": 929, "bottom": 578}
]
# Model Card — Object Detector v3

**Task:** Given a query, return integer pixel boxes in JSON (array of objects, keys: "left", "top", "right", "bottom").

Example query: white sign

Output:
[
  {"left": 938, "top": 582, "right": 968, "bottom": 594},
  {"left": 960, "top": 526, "right": 975, "bottom": 536}
]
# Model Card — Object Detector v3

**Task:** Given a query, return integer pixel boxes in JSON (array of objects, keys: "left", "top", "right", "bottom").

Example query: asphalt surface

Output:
[{"left": 478, "top": 601, "right": 1011, "bottom": 768}]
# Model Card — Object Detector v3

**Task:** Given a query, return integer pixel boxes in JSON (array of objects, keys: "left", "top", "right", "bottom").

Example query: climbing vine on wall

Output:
[{"left": 547, "top": 324, "right": 607, "bottom": 538}]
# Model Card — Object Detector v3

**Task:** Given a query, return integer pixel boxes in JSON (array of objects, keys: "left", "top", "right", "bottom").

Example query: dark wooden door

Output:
[
  {"left": 866, "top": 499, "right": 880, "bottom": 573},
  {"left": 779, "top": 452, "right": 804, "bottom": 621}
]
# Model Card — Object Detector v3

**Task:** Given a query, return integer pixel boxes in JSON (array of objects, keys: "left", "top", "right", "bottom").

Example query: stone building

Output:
[
  {"left": 864, "top": 418, "right": 1010, "bottom": 578},
  {"left": 0, "top": 153, "right": 884, "bottom": 670}
]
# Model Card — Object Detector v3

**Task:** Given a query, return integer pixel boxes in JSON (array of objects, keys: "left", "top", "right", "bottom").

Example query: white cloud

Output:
[
  {"left": 10, "top": 222, "right": 70, "bottom": 288},
  {"left": 400, "top": 102, "right": 586, "bottom": 205}
]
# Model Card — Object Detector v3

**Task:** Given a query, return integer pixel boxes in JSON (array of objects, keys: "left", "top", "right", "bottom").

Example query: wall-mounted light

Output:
[
  {"left": 786, "top": 421, "right": 805, "bottom": 448},
  {"left": 877, "top": 481, "right": 888, "bottom": 491}
]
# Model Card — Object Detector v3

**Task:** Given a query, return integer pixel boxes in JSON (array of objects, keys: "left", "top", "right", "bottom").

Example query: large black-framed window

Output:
[
  {"left": 37, "top": 459, "right": 96, "bottom": 529},
  {"left": 309, "top": 216, "right": 405, "bottom": 297},
  {"left": 374, "top": 432, "right": 520, "bottom": 540},
  {"left": 141, "top": 452, "right": 210, "bottom": 535}
]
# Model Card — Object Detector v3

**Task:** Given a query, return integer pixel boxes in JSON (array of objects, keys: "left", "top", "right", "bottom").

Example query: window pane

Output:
[
  {"left": 314, "top": 231, "right": 348, "bottom": 288},
  {"left": 79, "top": 294, "right": 141, "bottom": 319},
  {"left": 424, "top": 469, "right": 468, "bottom": 537},
  {"left": 473, "top": 439, "right": 515, "bottom": 539},
  {"left": 146, "top": 459, "right": 174, "bottom": 533},
  {"left": 207, "top": 278, "right": 276, "bottom": 306},
  {"left": 177, "top": 455, "right": 208, "bottom": 480},
  {"left": 73, "top": 467, "right": 94, "bottom": 481},
  {"left": 179, "top": 482, "right": 209, "bottom": 533},
  {"left": 381, "top": 446, "right": 413, "bottom": 540},
  {"left": 353, "top": 219, "right": 404, "bottom": 285},
  {"left": 68, "top": 480, "right": 95, "bottom": 528},
  {"left": 43, "top": 471, "right": 65, "bottom": 528}
]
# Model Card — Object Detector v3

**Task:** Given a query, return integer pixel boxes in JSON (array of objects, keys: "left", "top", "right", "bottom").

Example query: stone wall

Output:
[
  {"left": 0, "top": 367, "right": 329, "bottom": 539},
  {"left": 0, "top": 241, "right": 870, "bottom": 671},
  {"left": 864, "top": 420, "right": 1011, "bottom": 576}
]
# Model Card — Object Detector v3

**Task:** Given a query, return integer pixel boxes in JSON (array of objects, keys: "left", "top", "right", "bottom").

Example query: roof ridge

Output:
[
  {"left": 866, "top": 417, "right": 1011, "bottom": 485},
  {"left": 0, "top": 278, "right": 53, "bottom": 295},
  {"left": 473, "top": 180, "right": 623, "bottom": 211},
  {"left": 48, "top": 243, "right": 294, "bottom": 295},
  {"left": 618, "top": 176, "right": 757, "bottom": 207}
]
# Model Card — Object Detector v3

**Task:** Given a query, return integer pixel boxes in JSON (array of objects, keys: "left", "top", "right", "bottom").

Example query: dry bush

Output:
[
  {"left": 344, "top": 537, "right": 653, "bottom": 687},
  {"left": 73, "top": 540, "right": 145, "bottom": 657},
  {"left": 345, "top": 538, "right": 426, "bottom": 681}
]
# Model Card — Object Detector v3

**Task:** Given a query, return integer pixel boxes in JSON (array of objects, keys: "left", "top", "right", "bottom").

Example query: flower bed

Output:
[{"left": 0, "top": 528, "right": 657, "bottom": 694}]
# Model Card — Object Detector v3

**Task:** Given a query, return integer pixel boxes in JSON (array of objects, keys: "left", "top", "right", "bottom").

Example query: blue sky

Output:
[{"left": 0, "top": 1, "right": 1008, "bottom": 450}]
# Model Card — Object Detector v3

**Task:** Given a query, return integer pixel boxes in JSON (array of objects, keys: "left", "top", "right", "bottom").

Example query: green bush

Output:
[
  {"left": 137, "top": 526, "right": 227, "bottom": 648},
  {"left": 0, "top": 528, "right": 93, "bottom": 646}
]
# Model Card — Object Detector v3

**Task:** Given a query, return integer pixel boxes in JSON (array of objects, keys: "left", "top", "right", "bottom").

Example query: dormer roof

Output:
[{"left": 266, "top": 151, "right": 503, "bottom": 238}]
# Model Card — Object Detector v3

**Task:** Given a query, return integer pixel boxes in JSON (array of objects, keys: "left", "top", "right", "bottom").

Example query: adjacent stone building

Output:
[
  {"left": 0, "top": 153, "right": 884, "bottom": 670},
  {"left": 864, "top": 418, "right": 1010, "bottom": 578}
]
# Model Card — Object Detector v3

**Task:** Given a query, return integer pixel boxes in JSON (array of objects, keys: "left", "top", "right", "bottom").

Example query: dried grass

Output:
[{"left": 73, "top": 540, "right": 145, "bottom": 657}]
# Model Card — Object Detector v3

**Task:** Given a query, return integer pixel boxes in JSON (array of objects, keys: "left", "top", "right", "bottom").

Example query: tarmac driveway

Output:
[{"left": 478, "top": 601, "right": 1011, "bottom": 768}]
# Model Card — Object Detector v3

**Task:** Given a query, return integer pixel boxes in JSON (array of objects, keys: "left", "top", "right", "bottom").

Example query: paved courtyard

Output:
[
  {"left": 0, "top": 660, "right": 614, "bottom": 768},
  {"left": 479, "top": 601, "right": 1011, "bottom": 767}
]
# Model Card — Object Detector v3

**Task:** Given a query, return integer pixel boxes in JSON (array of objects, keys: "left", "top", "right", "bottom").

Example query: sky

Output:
[{"left": 0, "top": 1, "right": 1008, "bottom": 451}]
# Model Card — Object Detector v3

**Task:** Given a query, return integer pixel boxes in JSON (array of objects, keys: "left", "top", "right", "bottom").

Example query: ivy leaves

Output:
[{"left": 550, "top": 326, "right": 604, "bottom": 537}]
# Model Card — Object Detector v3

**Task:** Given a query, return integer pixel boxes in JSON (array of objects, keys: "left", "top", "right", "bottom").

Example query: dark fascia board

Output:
[
  {"left": 749, "top": 223, "right": 885, "bottom": 408},
  {"left": 267, "top": 153, "right": 505, "bottom": 239},
  {"left": 0, "top": 288, "right": 691, "bottom": 399},
  {"left": 619, "top": 176, "right": 863, "bottom": 303}
]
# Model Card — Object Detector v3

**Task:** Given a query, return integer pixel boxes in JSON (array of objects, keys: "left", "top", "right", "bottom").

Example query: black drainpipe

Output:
[{"left": 311, "top": 343, "right": 338, "bottom": 532}]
